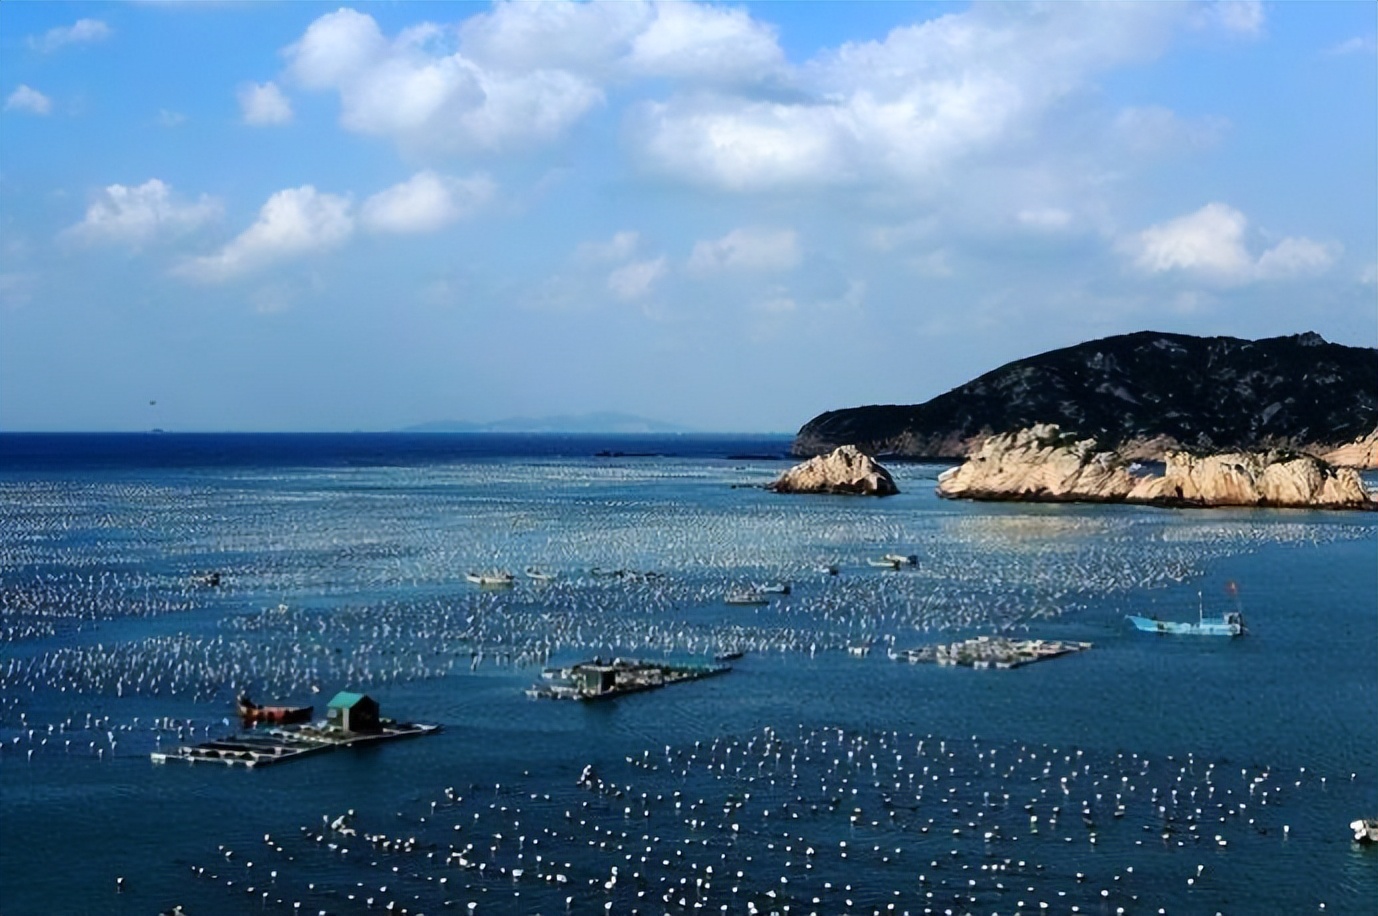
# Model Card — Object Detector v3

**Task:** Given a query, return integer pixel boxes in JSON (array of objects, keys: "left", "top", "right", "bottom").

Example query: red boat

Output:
[{"left": 238, "top": 695, "right": 313, "bottom": 726}]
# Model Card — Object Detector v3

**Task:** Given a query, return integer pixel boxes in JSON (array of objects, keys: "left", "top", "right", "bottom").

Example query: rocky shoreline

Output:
[{"left": 936, "top": 424, "right": 1375, "bottom": 510}]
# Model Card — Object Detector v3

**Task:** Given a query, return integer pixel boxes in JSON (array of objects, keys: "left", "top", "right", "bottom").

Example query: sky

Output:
[{"left": 1, "top": 1, "right": 1374, "bottom": 433}]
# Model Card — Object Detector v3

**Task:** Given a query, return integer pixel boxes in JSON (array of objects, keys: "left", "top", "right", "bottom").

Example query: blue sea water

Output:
[{"left": 0, "top": 433, "right": 1374, "bottom": 916}]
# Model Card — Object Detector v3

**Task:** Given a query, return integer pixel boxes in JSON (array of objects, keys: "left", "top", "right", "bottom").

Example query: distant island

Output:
[
  {"left": 792, "top": 331, "right": 1378, "bottom": 467},
  {"left": 401, "top": 412, "right": 694, "bottom": 435}
]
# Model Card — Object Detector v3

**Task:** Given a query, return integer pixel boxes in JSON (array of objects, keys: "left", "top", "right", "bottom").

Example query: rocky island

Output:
[
  {"left": 936, "top": 424, "right": 1375, "bottom": 510},
  {"left": 793, "top": 331, "right": 1378, "bottom": 467},
  {"left": 767, "top": 445, "right": 899, "bottom": 496}
]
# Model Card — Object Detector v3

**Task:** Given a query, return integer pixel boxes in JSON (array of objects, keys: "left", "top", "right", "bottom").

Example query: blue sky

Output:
[{"left": 2, "top": 2, "right": 1374, "bottom": 432}]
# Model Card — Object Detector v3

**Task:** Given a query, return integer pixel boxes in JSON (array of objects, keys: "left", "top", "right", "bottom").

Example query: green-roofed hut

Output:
[{"left": 326, "top": 691, "right": 380, "bottom": 733}]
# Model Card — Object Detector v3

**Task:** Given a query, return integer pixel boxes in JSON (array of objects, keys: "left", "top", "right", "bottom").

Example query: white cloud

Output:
[
  {"left": 634, "top": 98, "right": 851, "bottom": 191},
  {"left": 1132, "top": 203, "right": 1253, "bottom": 280},
  {"left": 238, "top": 82, "right": 294, "bottom": 126},
  {"left": 627, "top": 3, "right": 1264, "bottom": 193},
  {"left": 178, "top": 186, "right": 353, "bottom": 282},
  {"left": 1324, "top": 36, "right": 1377, "bottom": 57},
  {"left": 626, "top": 1, "right": 783, "bottom": 83},
  {"left": 632, "top": 4, "right": 1188, "bottom": 190},
  {"left": 361, "top": 170, "right": 493, "bottom": 234},
  {"left": 286, "top": 8, "right": 604, "bottom": 153},
  {"left": 1130, "top": 203, "right": 1338, "bottom": 283},
  {"left": 576, "top": 230, "right": 640, "bottom": 263},
  {"left": 29, "top": 19, "right": 111, "bottom": 53},
  {"left": 608, "top": 256, "right": 666, "bottom": 300},
  {"left": 284, "top": 2, "right": 792, "bottom": 155},
  {"left": 5, "top": 85, "right": 52, "bottom": 116},
  {"left": 1198, "top": 1, "right": 1265, "bottom": 38},
  {"left": 688, "top": 227, "right": 800, "bottom": 273},
  {"left": 1254, "top": 237, "right": 1340, "bottom": 280},
  {"left": 65, "top": 179, "right": 221, "bottom": 247}
]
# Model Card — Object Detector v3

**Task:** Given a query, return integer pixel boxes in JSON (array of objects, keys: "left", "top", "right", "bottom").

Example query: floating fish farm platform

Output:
[
  {"left": 527, "top": 657, "right": 729, "bottom": 701},
  {"left": 150, "top": 721, "right": 439, "bottom": 769},
  {"left": 894, "top": 636, "right": 1092, "bottom": 669}
]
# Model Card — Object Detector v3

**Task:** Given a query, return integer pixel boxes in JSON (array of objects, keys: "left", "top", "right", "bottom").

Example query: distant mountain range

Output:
[
  {"left": 401, "top": 412, "right": 694, "bottom": 434},
  {"left": 792, "top": 331, "right": 1378, "bottom": 463}
]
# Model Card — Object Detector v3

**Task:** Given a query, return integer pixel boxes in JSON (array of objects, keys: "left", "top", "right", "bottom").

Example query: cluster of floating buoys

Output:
[{"left": 173, "top": 725, "right": 1351, "bottom": 915}]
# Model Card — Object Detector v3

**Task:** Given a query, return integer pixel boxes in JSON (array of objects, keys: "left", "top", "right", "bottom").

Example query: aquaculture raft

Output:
[
  {"left": 150, "top": 720, "right": 439, "bottom": 769},
  {"left": 527, "top": 658, "right": 729, "bottom": 701},
  {"left": 894, "top": 636, "right": 1091, "bottom": 669}
]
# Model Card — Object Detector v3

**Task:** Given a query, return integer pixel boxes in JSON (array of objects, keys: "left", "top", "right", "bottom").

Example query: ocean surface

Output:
[{"left": 0, "top": 433, "right": 1374, "bottom": 916}]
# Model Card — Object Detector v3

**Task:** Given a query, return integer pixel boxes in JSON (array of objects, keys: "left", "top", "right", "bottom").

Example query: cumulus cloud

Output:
[
  {"left": 688, "top": 227, "right": 800, "bottom": 273},
  {"left": 1196, "top": 1, "right": 1265, "bottom": 38},
  {"left": 1254, "top": 237, "right": 1341, "bottom": 280},
  {"left": 576, "top": 230, "right": 640, "bottom": 263},
  {"left": 29, "top": 18, "right": 111, "bottom": 53},
  {"left": 629, "top": 3, "right": 1248, "bottom": 191},
  {"left": 65, "top": 179, "right": 221, "bottom": 247},
  {"left": 282, "top": 2, "right": 792, "bottom": 155},
  {"left": 361, "top": 170, "right": 493, "bottom": 234},
  {"left": 178, "top": 186, "right": 353, "bottom": 282},
  {"left": 608, "top": 256, "right": 666, "bottom": 300},
  {"left": 5, "top": 85, "right": 52, "bottom": 116},
  {"left": 238, "top": 81, "right": 293, "bottom": 126},
  {"left": 626, "top": 1, "right": 783, "bottom": 83},
  {"left": 1324, "top": 36, "right": 1377, "bottom": 57},
  {"left": 286, "top": 8, "right": 603, "bottom": 153},
  {"left": 1130, "top": 203, "right": 1338, "bottom": 283}
]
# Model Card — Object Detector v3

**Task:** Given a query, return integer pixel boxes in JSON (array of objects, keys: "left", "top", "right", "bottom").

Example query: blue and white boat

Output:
[{"left": 1127, "top": 589, "right": 1246, "bottom": 636}]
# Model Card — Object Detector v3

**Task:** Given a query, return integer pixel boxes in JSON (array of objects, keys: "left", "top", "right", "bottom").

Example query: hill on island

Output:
[
  {"left": 402, "top": 412, "right": 693, "bottom": 434},
  {"left": 792, "top": 331, "right": 1378, "bottom": 465}
]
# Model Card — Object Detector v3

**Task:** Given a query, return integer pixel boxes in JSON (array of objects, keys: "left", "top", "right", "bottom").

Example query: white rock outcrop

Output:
[
  {"left": 937, "top": 424, "right": 1374, "bottom": 510},
  {"left": 935, "top": 424, "right": 1133, "bottom": 502},
  {"left": 768, "top": 445, "right": 899, "bottom": 496},
  {"left": 1321, "top": 428, "right": 1378, "bottom": 469}
]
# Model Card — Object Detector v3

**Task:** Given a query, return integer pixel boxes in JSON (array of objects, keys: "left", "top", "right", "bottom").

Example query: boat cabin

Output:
[
  {"left": 327, "top": 691, "right": 380, "bottom": 733},
  {"left": 571, "top": 664, "right": 618, "bottom": 696}
]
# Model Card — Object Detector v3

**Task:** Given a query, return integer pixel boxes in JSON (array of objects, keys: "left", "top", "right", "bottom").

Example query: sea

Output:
[{"left": 0, "top": 433, "right": 1374, "bottom": 916}]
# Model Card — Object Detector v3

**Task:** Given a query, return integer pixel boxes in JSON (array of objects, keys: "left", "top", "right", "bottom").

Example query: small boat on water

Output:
[
  {"left": 1351, "top": 818, "right": 1378, "bottom": 843},
  {"left": 757, "top": 582, "right": 791, "bottom": 595},
  {"left": 237, "top": 695, "right": 312, "bottom": 726},
  {"left": 815, "top": 564, "right": 840, "bottom": 575},
  {"left": 525, "top": 567, "right": 557, "bottom": 582},
  {"left": 466, "top": 571, "right": 515, "bottom": 587},
  {"left": 724, "top": 588, "right": 770, "bottom": 606},
  {"left": 1127, "top": 585, "right": 1246, "bottom": 636},
  {"left": 883, "top": 553, "right": 919, "bottom": 566}
]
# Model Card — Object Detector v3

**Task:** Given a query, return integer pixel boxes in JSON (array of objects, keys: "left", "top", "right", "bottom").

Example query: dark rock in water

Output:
[
  {"left": 768, "top": 446, "right": 899, "bottom": 496},
  {"left": 791, "top": 331, "right": 1378, "bottom": 467}
]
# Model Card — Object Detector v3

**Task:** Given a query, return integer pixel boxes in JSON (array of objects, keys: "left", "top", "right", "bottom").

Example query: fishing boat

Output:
[
  {"left": 466, "top": 571, "right": 515, "bottom": 587},
  {"left": 757, "top": 582, "right": 791, "bottom": 595},
  {"left": 525, "top": 567, "right": 557, "bottom": 582},
  {"left": 724, "top": 588, "right": 770, "bottom": 606},
  {"left": 1350, "top": 818, "right": 1378, "bottom": 843},
  {"left": 237, "top": 695, "right": 312, "bottom": 726},
  {"left": 883, "top": 553, "right": 919, "bottom": 567},
  {"left": 1127, "top": 585, "right": 1246, "bottom": 636}
]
